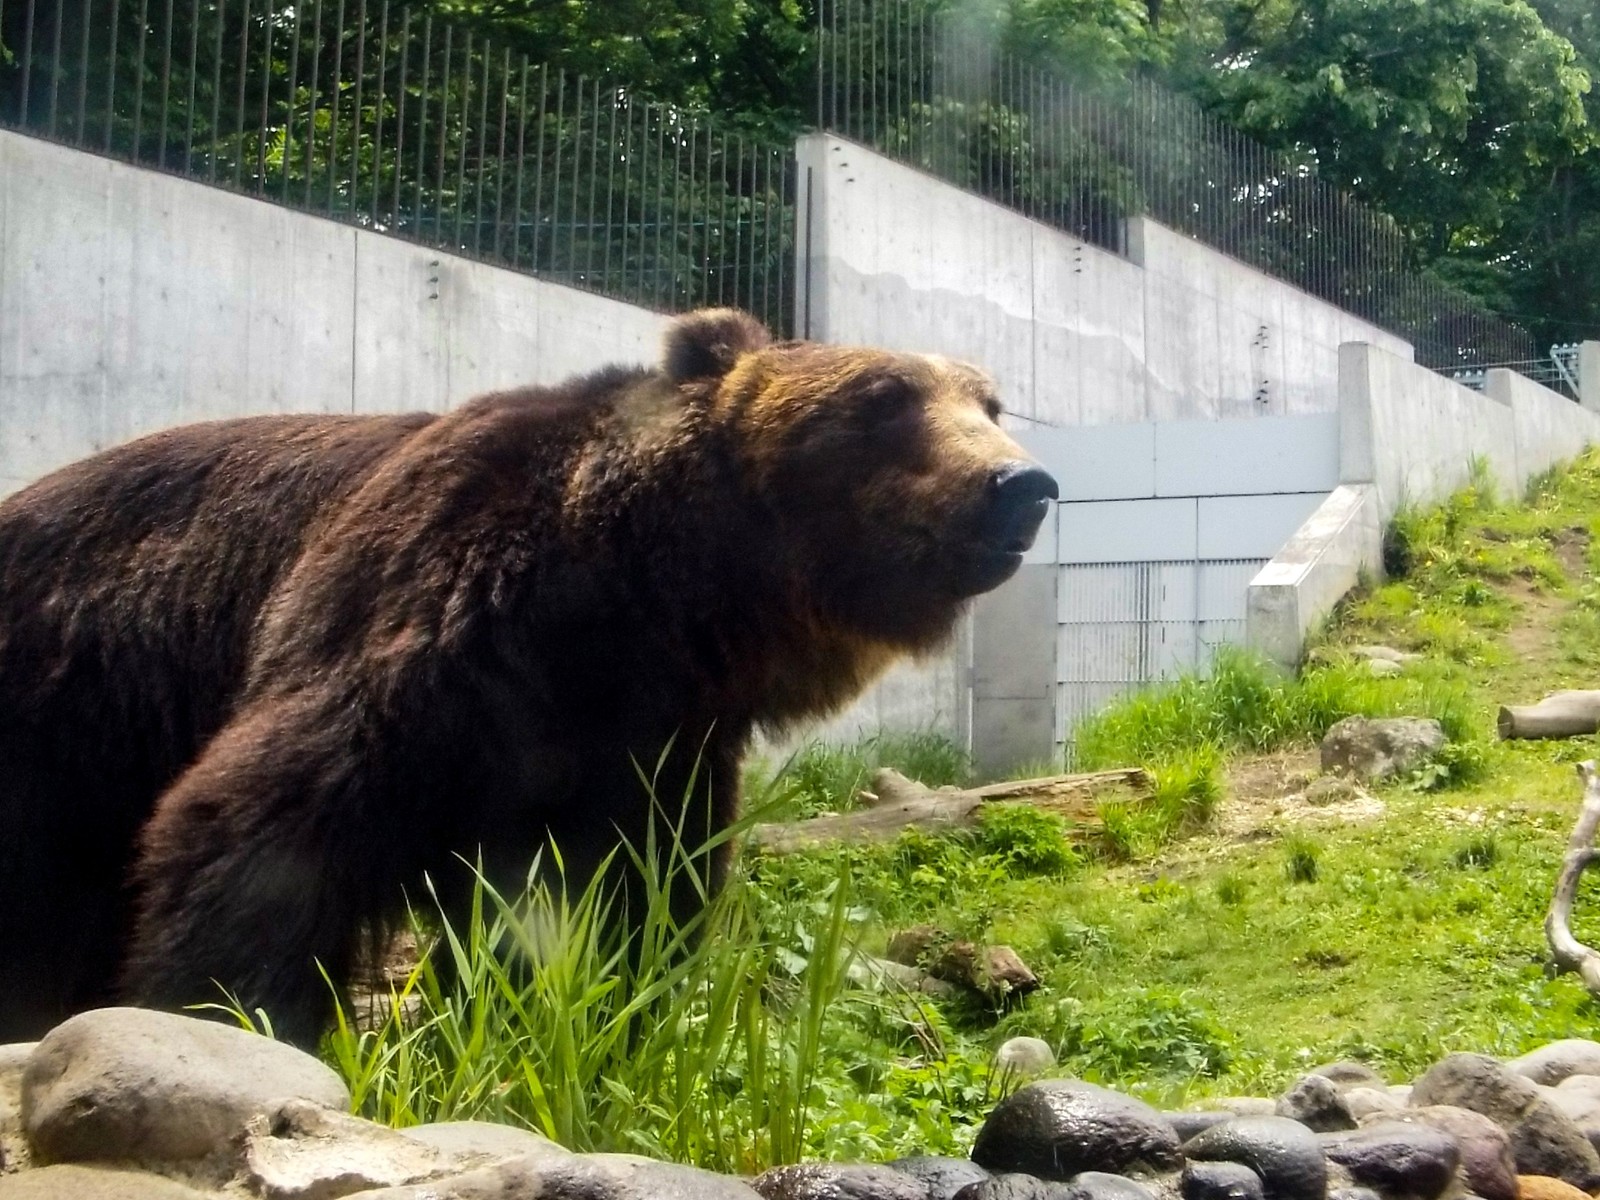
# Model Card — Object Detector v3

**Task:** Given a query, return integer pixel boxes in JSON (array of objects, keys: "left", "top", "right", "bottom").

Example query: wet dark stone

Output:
[
  {"left": 1061, "top": 1172, "right": 1156, "bottom": 1200},
  {"left": 1181, "top": 1116, "right": 1327, "bottom": 1200},
  {"left": 1275, "top": 1075, "right": 1356, "bottom": 1132},
  {"left": 953, "top": 1175, "right": 1073, "bottom": 1200},
  {"left": 890, "top": 1156, "right": 990, "bottom": 1200},
  {"left": 752, "top": 1163, "right": 931, "bottom": 1200},
  {"left": 1319, "top": 1122, "right": 1459, "bottom": 1200},
  {"left": 971, "top": 1081, "right": 1183, "bottom": 1180},
  {"left": 1181, "top": 1161, "right": 1266, "bottom": 1200},
  {"left": 1166, "top": 1112, "right": 1235, "bottom": 1143}
]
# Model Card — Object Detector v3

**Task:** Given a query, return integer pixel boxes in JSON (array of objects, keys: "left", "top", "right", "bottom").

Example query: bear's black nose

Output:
[
  {"left": 989, "top": 461, "right": 1060, "bottom": 507},
  {"left": 985, "top": 461, "right": 1059, "bottom": 554}
]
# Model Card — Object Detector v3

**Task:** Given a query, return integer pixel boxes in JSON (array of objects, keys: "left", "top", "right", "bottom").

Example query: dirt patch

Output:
[
  {"left": 1216, "top": 748, "right": 1385, "bottom": 840},
  {"left": 1549, "top": 525, "right": 1591, "bottom": 582},
  {"left": 1505, "top": 578, "right": 1567, "bottom": 664}
]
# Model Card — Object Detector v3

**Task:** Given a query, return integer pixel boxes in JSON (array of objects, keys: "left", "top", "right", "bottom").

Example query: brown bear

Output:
[{"left": 0, "top": 309, "right": 1056, "bottom": 1047}]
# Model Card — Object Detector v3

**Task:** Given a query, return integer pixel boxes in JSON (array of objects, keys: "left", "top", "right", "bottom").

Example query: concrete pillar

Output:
[{"left": 1580, "top": 342, "right": 1600, "bottom": 413}]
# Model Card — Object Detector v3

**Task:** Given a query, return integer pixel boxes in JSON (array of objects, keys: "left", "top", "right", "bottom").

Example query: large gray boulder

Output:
[
  {"left": 22, "top": 1009, "right": 349, "bottom": 1167},
  {"left": 1381, "top": 1105, "right": 1516, "bottom": 1200},
  {"left": 1320, "top": 717, "right": 1445, "bottom": 782}
]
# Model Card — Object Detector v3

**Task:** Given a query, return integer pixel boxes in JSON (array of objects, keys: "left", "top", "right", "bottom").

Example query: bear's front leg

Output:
[{"left": 122, "top": 689, "right": 408, "bottom": 1048}]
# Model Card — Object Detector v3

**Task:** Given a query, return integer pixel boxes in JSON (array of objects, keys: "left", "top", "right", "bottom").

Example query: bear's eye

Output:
[{"left": 982, "top": 397, "right": 1002, "bottom": 423}]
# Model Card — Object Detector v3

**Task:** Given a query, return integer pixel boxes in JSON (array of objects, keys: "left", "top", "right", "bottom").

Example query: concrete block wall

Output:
[
  {"left": 795, "top": 132, "right": 1410, "bottom": 430},
  {"left": 0, "top": 130, "right": 671, "bottom": 496}
]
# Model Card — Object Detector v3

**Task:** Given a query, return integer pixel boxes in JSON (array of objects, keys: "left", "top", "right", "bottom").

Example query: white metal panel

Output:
[
  {"left": 1020, "top": 423, "right": 1157, "bottom": 501},
  {"left": 1154, "top": 413, "right": 1340, "bottom": 497},
  {"left": 1197, "top": 493, "right": 1328, "bottom": 559},
  {"left": 1058, "top": 498, "right": 1198, "bottom": 564}
]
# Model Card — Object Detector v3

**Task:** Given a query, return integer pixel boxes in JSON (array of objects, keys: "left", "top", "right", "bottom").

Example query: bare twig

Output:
[{"left": 1546, "top": 760, "right": 1600, "bottom": 997}]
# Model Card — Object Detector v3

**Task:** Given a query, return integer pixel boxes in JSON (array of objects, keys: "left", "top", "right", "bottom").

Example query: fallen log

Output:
[
  {"left": 1546, "top": 760, "right": 1600, "bottom": 998},
  {"left": 1498, "top": 690, "right": 1600, "bottom": 740},
  {"left": 886, "top": 925, "right": 1039, "bottom": 1004},
  {"left": 747, "top": 766, "right": 1150, "bottom": 853}
]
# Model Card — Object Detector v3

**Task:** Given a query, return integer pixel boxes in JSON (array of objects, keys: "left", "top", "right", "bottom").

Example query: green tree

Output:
[{"left": 1170, "top": 0, "right": 1591, "bottom": 262}]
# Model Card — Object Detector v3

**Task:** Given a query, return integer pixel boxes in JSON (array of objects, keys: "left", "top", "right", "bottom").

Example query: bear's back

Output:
[{"left": 0, "top": 410, "right": 436, "bottom": 782}]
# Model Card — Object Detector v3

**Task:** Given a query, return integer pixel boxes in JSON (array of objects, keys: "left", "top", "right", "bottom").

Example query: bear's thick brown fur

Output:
[{"left": 0, "top": 309, "right": 1056, "bottom": 1046}]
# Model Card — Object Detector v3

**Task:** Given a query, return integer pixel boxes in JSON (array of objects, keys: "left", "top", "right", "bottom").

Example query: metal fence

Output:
[
  {"left": 816, "top": 0, "right": 1540, "bottom": 372},
  {"left": 0, "top": 0, "right": 796, "bottom": 333}
]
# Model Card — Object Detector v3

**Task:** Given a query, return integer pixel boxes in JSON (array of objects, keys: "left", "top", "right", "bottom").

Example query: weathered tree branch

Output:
[
  {"left": 747, "top": 766, "right": 1150, "bottom": 854},
  {"left": 1545, "top": 760, "right": 1600, "bottom": 998},
  {"left": 1498, "top": 691, "right": 1600, "bottom": 740}
]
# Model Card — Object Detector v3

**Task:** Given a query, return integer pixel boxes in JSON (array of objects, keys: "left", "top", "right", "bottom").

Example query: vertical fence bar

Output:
[
  {"left": 529, "top": 63, "right": 547, "bottom": 270},
  {"left": 326, "top": 0, "right": 348, "bottom": 213},
  {"left": 386, "top": 6, "right": 407, "bottom": 226},
  {"left": 131, "top": 0, "right": 148, "bottom": 159},
  {"left": 282, "top": 0, "right": 301, "bottom": 199},
  {"left": 432, "top": 22, "right": 452, "bottom": 242},
  {"left": 18, "top": 0, "right": 36, "bottom": 125},
  {"left": 252, "top": 0, "right": 269, "bottom": 191},
  {"left": 46, "top": 0, "right": 63, "bottom": 134},
  {"left": 490, "top": 47, "right": 509, "bottom": 260},
  {"left": 510, "top": 55, "right": 529, "bottom": 265},
  {"left": 602, "top": 83, "right": 617, "bottom": 294},
  {"left": 302, "top": 0, "right": 322, "bottom": 206},
  {"left": 102, "top": 0, "right": 121, "bottom": 152},
  {"left": 154, "top": 0, "right": 172, "bottom": 164},
  {"left": 206, "top": 0, "right": 223, "bottom": 176},
  {"left": 468, "top": 34, "right": 489, "bottom": 253},
  {"left": 547, "top": 68, "right": 564, "bottom": 273},
  {"left": 74, "top": 0, "right": 91, "bottom": 142},
  {"left": 181, "top": 0, "right": 198, "bottom": 170},
  {"left": 411, "top": 15, "right": 431, "bottom": 235},
  {"left": 653, "top": 107, "right": 667, "bottom": 306},
  {"left": 579, "top": 75, "right": 596, "bottom": 284},
  {"left": 451, "top": 29, "right": 472, "bottom": 248},
  {"left": 347, "top": 0, "right": 368, "bottom": 215}
]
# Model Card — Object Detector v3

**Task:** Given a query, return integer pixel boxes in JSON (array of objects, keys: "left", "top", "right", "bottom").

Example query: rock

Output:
[
  {"left": 954, "top": 1176, "right": 1072, "bottom": 1200},
  {"left": 1554, "top": 1075, "right": 1600, "bottom": 1100},
  {"left": 344, "top": 1153, "right": 764, "bottom": 1199},
  {"left": 1340, "top": 1089, "right": 1401, "bottom": 1121},
  {"left": 1319, "top": 716, "right": 1445, "bottom": 782},
  {"left": 396, "top": 1120, "right": 570, "bottom": 1164},
  {"left": 1325, "top": 1191, "right": 1381, "bottom": 1200},
  {"left": 996, "top": 1039, "right": 1057, "bottom": 1078},
  {"left": 1181, "top": 1162, "right": 1265, "bottom": 1200},
  {"left": 889, "top": 1156, "right": 990, "bottom": 1200},
  {"left": 1351, "top": 646, "right": 1418, "bottom": 665},
  {"left": 0, "top": 1164, "right": 216, "bottom": 1199},
  {"left": 1367, "top": 659, "right": 1402, "bottom": 678},
  {"left": 1540, "top": 1083, "right": 1600, "bottom": 1151},
  {"left": 1387, "top": 1086, "right": 1412, "bottom": 1104},
  {"left": 1409, "top": 1055, "right": 1600, "bottom": 1190},
  {"left": 243, "top": 1098, "right": 461, "bottom": 1199},
  {"left": 1510, "top": 1041, "right": 1600, "bottom": 1087},
  {"left": 1318, "top": 1122, "right": 1459, "bottom": 1200},
  {"left": 1166, "top": 1112, "right": 1234, "bottom": 1142},
  {"left": 1301, "top": 777, "right": 1360, "bottom": 807},
  {"left": 753, "top": 1162, "right": 931, "bottom": 1199},
  {"left": 1, "top": 1044, "right": 32, "bottom": 1173},
  {"left": 1275, "top": 1075, "right": 1357, "bottom": 1132},
  {"left": 1386, "top": 1105, "right": 1517, "bottom": 1200},
  {"left": 1516, "top": 1177, "right": 1592, "bottom": 1200},
  {"left": 1181, "top": 1117, "right": 1328, "bottom": 1200},
  {"left": 1213, "top": 1098, "right": 1279, "bottom": 1118},
  {"left": 1310, "top": 1062, "right": 1385, "bottom": 1091},
  {"left": 1061, "top": 1172, "right": 1155, "bottom": 1200},
  {"left": 21, "top": 1008, "right": 349, "bottom": 1167},
  {"left": 971, "top": 1080, "right": 1184, "bottom": 1179}
]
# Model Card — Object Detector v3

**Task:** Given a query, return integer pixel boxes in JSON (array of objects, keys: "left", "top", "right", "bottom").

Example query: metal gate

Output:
[{"left": 1056, "top": 558, "right": 1266, "bottom": 750}]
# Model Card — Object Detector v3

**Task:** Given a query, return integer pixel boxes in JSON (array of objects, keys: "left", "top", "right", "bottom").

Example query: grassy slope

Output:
[{"left": 768, "top": 450, "right": 1600, "bottom": 1120}]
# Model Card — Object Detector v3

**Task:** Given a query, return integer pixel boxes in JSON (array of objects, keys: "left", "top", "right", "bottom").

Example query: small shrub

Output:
[
  {"left": 974, "top": 804, "right": 1079, "bottom": 877},
  {"left": 1284, "top": 835, "right": 1321, "bottom": 884},
  {"left": 1039, "top": 988, "right": 1236, "bottom": 1081},
  {"left": 1454, "top": 833, "right": 1499, "bottom": 870},
  {"left": 1214, "top": 873, "right": 1247, "bottom": 906}
]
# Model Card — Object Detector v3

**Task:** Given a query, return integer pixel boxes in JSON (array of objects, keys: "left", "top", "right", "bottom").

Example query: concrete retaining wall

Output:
[
  {"left": 795, "top": 132, "right": 1410, "bottom": 429},
  {"left": 0, "top": 130, "right": 671, "bottom": 496},
  {"left": 1248, "top": 349, "right": 1600, "bottom": 669}
]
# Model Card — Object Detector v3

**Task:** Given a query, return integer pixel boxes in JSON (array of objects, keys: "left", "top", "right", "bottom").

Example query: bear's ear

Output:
[{"left": 662, "top": 308, "right": 772, "bottom": 386}]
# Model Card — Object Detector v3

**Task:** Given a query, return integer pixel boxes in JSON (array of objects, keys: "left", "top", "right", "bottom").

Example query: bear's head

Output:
[{"left": 664, "top": 309, "right": 1058, "bottom": 652}]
